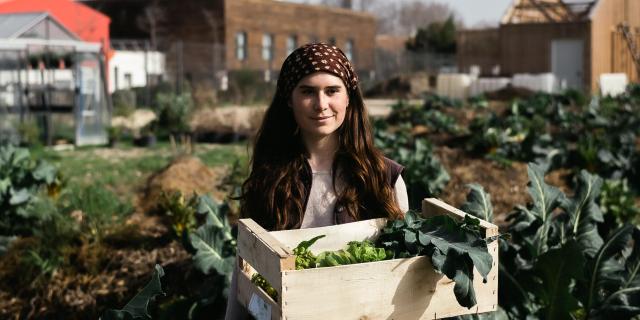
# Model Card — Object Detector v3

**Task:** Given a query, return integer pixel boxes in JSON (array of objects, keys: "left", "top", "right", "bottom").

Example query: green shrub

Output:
[
  {"left": 57, "top": 185, "right": 133, "bottom": 242},
  {"left": 0, "top": 144, "right": 61, "bottom": 235},
  {"left": 156, "top": 91, "right": 193, "bottom": 134},
  {"left": 112, "top": 89, "right": 137, "bottom": 117}
]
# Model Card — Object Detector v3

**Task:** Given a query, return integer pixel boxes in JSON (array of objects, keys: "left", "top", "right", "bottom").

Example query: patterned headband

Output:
[{"left": 277, "top": 42, "right": 358, "bottom": 97}]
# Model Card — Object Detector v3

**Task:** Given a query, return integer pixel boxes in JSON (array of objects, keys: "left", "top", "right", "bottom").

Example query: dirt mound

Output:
[
  {"left": 139, "top": 155, "right": 226, "bottom": 213},
  {"left": 190, "top": 106, "right": 265, "bottom": 138}
]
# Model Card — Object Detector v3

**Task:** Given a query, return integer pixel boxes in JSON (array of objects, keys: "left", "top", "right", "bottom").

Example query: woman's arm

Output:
[{"left": 394, "top": 174, "right": 409, "bottom": 213}]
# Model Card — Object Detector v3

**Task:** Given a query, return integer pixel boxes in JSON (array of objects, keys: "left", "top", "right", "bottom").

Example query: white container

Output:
[
  {"left": 599, "top": 73, "right": 628, "bottom": 97},
  {"left": 512, "top": 73, "right": 557, "bottom": 93},
  {"left": 469, "top": 77, "right": 511, "bottom": 97},
  {"left": 436, "top": 73, "right": 473, "bottom": 100}
]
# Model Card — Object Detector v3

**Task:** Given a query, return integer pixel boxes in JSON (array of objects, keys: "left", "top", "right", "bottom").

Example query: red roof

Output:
[{"left": 0, "top": 0, "right": 111, "bottom": 58}]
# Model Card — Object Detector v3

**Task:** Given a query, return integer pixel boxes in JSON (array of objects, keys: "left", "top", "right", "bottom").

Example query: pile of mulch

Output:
[
  {"left": 0, "top": 235, "right": 191, "bottom": 319},
  {"left": 139, "top": 155, "right": 227, "bottom": 214},
  {"left": 190, "top": 107, "right": 265, "bottom": 143}
]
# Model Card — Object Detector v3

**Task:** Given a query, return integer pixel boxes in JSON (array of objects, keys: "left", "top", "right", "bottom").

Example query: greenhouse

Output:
[{"left": 0, "top": 12, "right": 109, "bottom": 146}]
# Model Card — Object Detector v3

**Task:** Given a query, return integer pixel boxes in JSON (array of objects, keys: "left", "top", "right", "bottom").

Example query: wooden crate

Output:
[{"left": 236, "top": 198, "right": 499, "bottom": 320}]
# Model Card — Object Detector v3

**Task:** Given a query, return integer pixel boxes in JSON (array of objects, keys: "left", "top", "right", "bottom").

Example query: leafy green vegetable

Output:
[
  {"left": 461, "top": 183, "right": 493, "bottom": 222},
  {"left": 251, "top": 273, "right": 278, "bottom": 301},
  {"left": 187, "top": 196, "right": 236, "bottom": 290},
  {"left": 293, "top": 235, "right": 325, "bottom": 270},
  {"left": 495, "top": 162, "right": 640, "bottom": 320},
  {"left": 0, "top": 144, "right": 62, "bottom": 235},
  {"left": 101, "top": 264, "right": 165, "bottom": 320},
  {"left": 377, "top": 211, "right": 493, "bottom": 309},
  {"left": 315, "top": 240, "right": 387, "bottom": 267}
]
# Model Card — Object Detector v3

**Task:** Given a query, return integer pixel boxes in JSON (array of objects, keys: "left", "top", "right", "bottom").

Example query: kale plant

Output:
[{"left": 376, "top": 211, "right": 493, "bottom": 309}]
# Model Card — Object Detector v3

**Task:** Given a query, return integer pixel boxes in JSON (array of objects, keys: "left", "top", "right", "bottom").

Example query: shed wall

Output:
[
  {"left": 499, "top": 22, "right": 591, "bottom": 89},
  {"left": 456, "top": 28, "right": 501, "bottom": 75},
  {"left": 591, "top": 0, "right": 640, "bottom": 90}
]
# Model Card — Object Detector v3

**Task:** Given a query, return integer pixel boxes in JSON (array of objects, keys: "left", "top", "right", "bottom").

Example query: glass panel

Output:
[
  {"left": 286, "top": 35, "right": 297, "bottom": 55},
  {"left": 262, "top": 33, "right": 273, "bottom": 61},
  {"left": 19, "top": 18, "right": 76, "bottom": 40},
  {"left": 0, "top": 51, "right": 22, "bottom": 143},
  {"left": 346, "top": 39, "right": 354, "bottom": 61},
  {"left": 236, "top": 32, "right": 246, "bottom": 60},
  {"left": 74, "top": 52, "right": 108, "bottom": 146}
]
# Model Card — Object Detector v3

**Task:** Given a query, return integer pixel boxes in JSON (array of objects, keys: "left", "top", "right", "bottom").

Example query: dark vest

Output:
[{"left": 299, "top": 157, "right": 404, "bottom": 226}]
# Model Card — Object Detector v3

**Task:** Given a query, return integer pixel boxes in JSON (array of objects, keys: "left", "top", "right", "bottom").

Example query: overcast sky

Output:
[{"left": 448, "top": 0, "right": 513, "bottom": 26}]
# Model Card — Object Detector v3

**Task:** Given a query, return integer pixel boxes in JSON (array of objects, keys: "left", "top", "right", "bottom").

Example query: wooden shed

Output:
[{"left": 457, "top": 0, "right": 640, "bottom": 92}]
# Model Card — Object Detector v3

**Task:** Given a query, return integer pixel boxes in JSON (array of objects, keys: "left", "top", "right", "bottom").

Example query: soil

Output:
[
  {"left": 435, "top": 146, "right": 531, "bottom": 226},
  {"left": 139, "top": 155, "right": 228, "bottom": 214},
  {"left": 0, "top": 154, "right": 230, "bottom": 319}
]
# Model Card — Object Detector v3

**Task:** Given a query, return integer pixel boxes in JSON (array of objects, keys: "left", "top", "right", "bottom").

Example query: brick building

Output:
[{"left": 84, "top": 0, "right": 376, "bottom": 88}]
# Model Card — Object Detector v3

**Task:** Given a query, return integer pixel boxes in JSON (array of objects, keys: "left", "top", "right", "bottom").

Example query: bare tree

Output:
[
  {"left": 136, "top": 0, "right": 165, "bottom": 49},
  {"left": 397, "top": 1, "right": 454, "bottom": 35},
  {"left": 308, "top": 0, "right": 459, "bottom": 36}
]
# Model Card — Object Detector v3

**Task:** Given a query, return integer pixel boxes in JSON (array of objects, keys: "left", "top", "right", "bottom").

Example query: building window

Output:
[
  {"left": 236, "top": 32, "right": 247, "bottom": 61},
  {"left": 345, "top": 39, "right": 354, "bottom": 61},
  {"left": 286, "top": 35, "right": 297, "bottom": 55},
  {"left": 262, "top": 33, "right": 274, "bottom": 61},
  {"left": 328, "top": 37, "right": 336, "bottom": 45},
  {"left": 124, "top": 73, "right": 132, "bottom": 88}
]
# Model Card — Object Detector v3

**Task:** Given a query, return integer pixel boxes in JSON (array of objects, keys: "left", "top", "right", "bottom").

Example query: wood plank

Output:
[
  {"left": 270, "top": 218, "right": 387, "bottom": 254},
  {"left": 237, "top": 219, "right": 296, "bottom": 296},
  {"left": 237, "top": 266, "right": 281, "bottom": 320},
  {"left": 280, "top": 244, "right": 499, "bottom": 320},
  {"left": 422, "top": 198, "right": 500, "bottom": 238}
]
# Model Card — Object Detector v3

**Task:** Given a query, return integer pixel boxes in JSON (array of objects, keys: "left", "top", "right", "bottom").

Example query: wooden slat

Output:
[
  {"left": 422, "top": 198, "right": 500, "bottom": 238},
  {"left": 280, "top": 246, "right": 498, "bottom": 319},
  {"left": 237, "top": 219, "right": 296, "bottom": 297},
  {"left": 270, "top": 218, "right": 387, "bottom": 254},
  {"left": 236, "top": 266, "right": 281, "bottom": 320}
]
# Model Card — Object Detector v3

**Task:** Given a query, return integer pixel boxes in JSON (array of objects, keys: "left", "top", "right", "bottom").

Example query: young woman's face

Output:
[{"left": 290, "top": 72, "right": 349, "bottom": 140}]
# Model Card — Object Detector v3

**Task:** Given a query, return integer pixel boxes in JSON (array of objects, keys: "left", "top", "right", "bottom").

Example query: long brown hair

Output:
[{"left": 239, "top": 77, "right": 403, "bottom": 231}]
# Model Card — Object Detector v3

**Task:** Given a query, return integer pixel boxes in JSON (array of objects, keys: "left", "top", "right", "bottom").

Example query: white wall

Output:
[{"left": 109, "top": 50, "right": 165, "bottom": 93}]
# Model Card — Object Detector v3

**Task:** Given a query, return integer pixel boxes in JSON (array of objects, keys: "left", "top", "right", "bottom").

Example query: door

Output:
[
  {"left": 551, "top": 39, "right": 584, "bottom": 91},
  {"left": 74, "top": 52, "right": 108, "bottom": 146}
]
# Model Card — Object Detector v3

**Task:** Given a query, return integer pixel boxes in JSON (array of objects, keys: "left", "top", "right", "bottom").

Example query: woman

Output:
[{"left": 225, "top": 42, "right": 409, "bottom": 319}]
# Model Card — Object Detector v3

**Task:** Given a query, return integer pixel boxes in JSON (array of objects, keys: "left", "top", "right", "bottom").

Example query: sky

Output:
[
  {"left": 448, "top": 0, "right": 513, "bottom": 27},
  {"left": 287, "top": 0, "right": 515, "bottom": 28}
]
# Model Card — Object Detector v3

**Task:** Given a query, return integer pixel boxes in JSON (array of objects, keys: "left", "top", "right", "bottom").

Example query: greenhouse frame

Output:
[{"left": 0, "top": 12, "right": 110, "bottom": 146}]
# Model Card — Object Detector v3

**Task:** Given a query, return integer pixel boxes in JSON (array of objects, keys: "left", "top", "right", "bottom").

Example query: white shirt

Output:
[{"left": 300, "top": 170, "right": 410, "bottom": 228}]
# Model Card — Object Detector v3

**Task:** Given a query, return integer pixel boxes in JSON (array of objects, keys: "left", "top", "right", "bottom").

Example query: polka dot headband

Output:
[{"left": 277, "top": 42, "right": 358, "bottom": 97}]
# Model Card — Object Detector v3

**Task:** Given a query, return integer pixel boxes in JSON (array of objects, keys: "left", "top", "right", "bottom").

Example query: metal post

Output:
[
  {"left": 177, "top": 40, "right": 184, "bottom": 94},
  {"left": 144, "top": 40, "right": 151, "bottom": 107}
]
